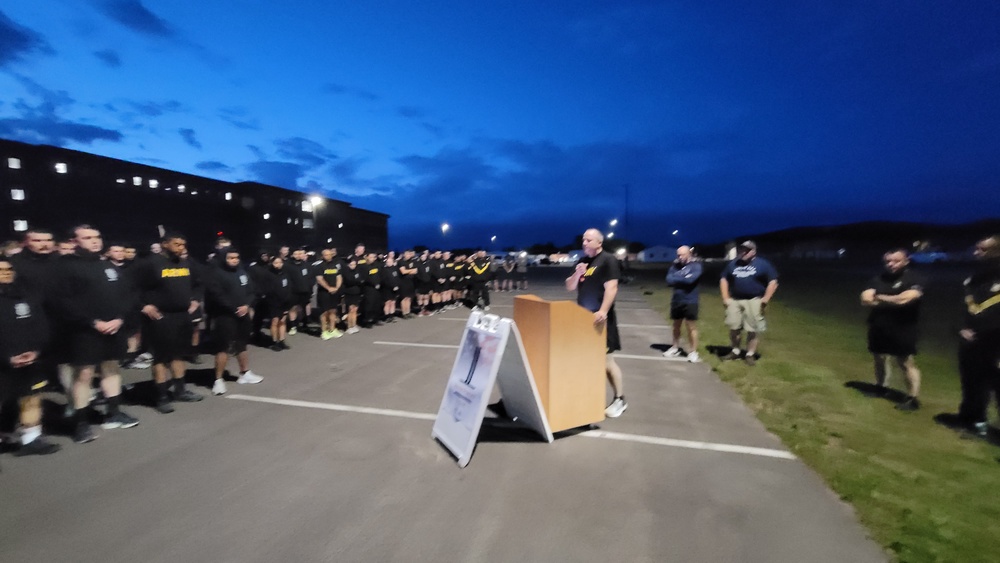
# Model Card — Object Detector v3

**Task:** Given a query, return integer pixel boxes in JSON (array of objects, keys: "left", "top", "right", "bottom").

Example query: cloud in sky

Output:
[
  {"left": 1, "top": 1, "right": 997, "bottom": 248},
  {"left": 178, "top": 127, "right": 201, "bottom": 149},
  {"left": 196, "top": 160, "right": 232, "bottom": 172},
  {"left": 92, "top": 0, "right": 174, "bottom": 38},
  {"left": 0, "top": 11, "right": 54, "bottom": 67},
  {"left": 322, "top": 82, "right": 379, "bottom": 102},
  {"left": 218, "top": 107, "right": 260, "bottom": 131},
  {"left": 93, "top": 49, "right": 122, "bottom": 67},
  {"left": 0, "top": 73, "right": 123, "bottom": 145}
]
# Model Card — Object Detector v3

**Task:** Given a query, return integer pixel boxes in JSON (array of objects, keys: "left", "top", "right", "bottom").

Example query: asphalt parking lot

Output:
[{"left": 0, "top": 275, "right": 886, "bottom": 562}]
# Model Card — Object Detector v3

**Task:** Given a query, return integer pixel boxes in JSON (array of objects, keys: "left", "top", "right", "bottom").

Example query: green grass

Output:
[{"left": 637, "top": 264, "right": 1000, "bottom": 563}]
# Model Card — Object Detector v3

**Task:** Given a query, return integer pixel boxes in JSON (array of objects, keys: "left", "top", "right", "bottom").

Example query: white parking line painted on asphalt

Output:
[
  {"left": 226, "top": 395, "right": 794, "bottom": 460},
  {"left": 613, "top": 353, "right": 689, "bottom": 362},
  {"left": 580, "top": 430, "right": 796, "bottom": 460},
  {"left": 374, "top": 341, "right": 459, "bottom": 349},
  {"left": 226, "top": 394, "right": 437, "bottom": 420}
]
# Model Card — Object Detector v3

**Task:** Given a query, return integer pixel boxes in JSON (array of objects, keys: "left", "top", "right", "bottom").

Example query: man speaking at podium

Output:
[{"left": 566, "top": 228, "right": 627, "bottom": 418}]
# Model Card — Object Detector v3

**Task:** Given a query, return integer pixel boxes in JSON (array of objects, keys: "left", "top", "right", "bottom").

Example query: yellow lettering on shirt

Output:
[
  {"left": 161, "top": 268, "right": 191, "bottom": 278},
  {"left": 369, "top": 268, "right": 378, "bottom": 275},
  {"left": 585, "top": 266, "right": 597, "bottom": 277},
  {"left": 324, "top": 268, "right": 339, "bottom": 275}
]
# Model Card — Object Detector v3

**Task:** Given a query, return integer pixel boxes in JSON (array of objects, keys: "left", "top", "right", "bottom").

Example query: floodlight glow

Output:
[
  {"left": 610, "top": 219, "right": 618, "bottom": 226},
  {"left": 310, "top": 195, "right": 323, "bottom": 207}
]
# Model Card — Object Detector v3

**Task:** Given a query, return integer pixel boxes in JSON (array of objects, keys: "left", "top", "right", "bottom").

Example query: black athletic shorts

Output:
[
  {"left": 294, "top": 292, "right": 312, "bottom": 309},
  {"left": 343, "top": 292, "right": 362, "bottom": 308},
  {"left": 212, "top": 314, "right": 252, "bottom": 355},
  {"left": 670, "top": 302, "right": 699, "bottom": 321},
  {"left": 71, "top": 328, "right": 128, "bottom": 367},
  {"left": 398, "top": 278, "right": 415, "bottom": 299},
  {"left": 316, "top": 291, "right": 341, "bottom": 313},
  {"left": 415, "top": 280, "right": 432, "bottom": 295},
  {"left": 0, "top": 363, "right": 48, "bottom": 401},
  {"left": 144, "top": 311, "right": 193, "bottom": 364},
  {"left": 605, "top": 308, "right": 622, "bottom": 353},
  {"left": 868, "top": 324, "right": 917, "bottom": 357},
  {"left": 260, "top": 298, "right": 290, "bottom": 321}
]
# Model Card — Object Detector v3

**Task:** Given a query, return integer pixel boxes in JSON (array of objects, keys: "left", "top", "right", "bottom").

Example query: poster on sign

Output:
[{"left": 432, "top": 312, "right": 551, "bottom": 467}]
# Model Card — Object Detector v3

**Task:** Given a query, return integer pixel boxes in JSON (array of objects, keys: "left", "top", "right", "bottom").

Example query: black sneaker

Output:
[
  {"left": 744, "top": 355, "right": 757, "bottom": 366},
  {"left": 73, "top": 423, "right": 98, "bottom": 444},
  {"left": 102, "top": 411, "right": 140, "bottom": 429},
  {"left": 13, "top": 437, "right": 61, "bottom": 456},
  {"left": 279, "top": 341, "right": 291, "bottom": 350},
  {"left": 722, "top": 351, "right": 741, "bottom": 361},
  {"left": 155, "top": 400, "right": 175, "bottom": 414},
  {"left": 895, "top": 397, "right": 920, "bottom": 411},
  {"left": 270, "top": 343, "right": 283, "bottom": 351},
  {"left": 173, "top": 389, "right": 204, "bottom": 402}
]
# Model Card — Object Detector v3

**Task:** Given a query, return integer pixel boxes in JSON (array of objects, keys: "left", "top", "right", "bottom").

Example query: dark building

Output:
[{"left": 0, "top": 139, "right": 388, "bottom": 257}]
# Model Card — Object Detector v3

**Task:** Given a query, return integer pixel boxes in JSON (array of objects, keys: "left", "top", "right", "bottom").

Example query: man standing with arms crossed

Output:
[
  {"left": 664, "top": 245, "right": 702, "bottom": 362},
  {"left": 719, "top": 240, "right": 778, "bottom": 366},
  {"left": 566, "top": 228, "right": 627, "bottom": 418},
  {"left": 861, "top": 249, "right": 924, "bottom": 411}
]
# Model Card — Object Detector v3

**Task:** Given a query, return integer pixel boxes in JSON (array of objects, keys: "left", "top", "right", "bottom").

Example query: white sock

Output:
[{"left": 21, "top": 425, "right": 42, "bottom": 445}]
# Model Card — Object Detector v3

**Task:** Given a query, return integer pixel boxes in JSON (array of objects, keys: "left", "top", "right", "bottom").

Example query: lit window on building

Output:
[
  {"left": 225, "top": 192, "right": 233, "bottom": 201},
  {"left": 8, "top": 158, "right": 21, "bottom": 169},
  {"left": 338, "top": 223, "right": 344, "bottom": 228},
  {"left": 263, "top": 213, "right": 270, "bottom": 220},
  {"left": 177, "top": 184, "right": 186, "bottom": 193},
  {"left": 301, "top": 200, "right": 314, "bottom": 213},
  {"left": 287, "top": 218, "right": 292, "bottom": 224},
  {"left": 13, "top": 220, "right": 28, "bottom": 232},
  {"left": 294, "top": 218, "right": 299, "bottom": 225},
  {"left": 191, "top": 190, "right": 198, "bottom": 196},
  {"left": 149, "top": 179, "right": 159, "bottom": 188},
  {"left": 133, "top": 176, "right": 142, "bottom": 186},
  {"left": 303, "top": 219, "right": 314, "bottom": 229},
  {"left": 11, "top": 189, "right": 25, "bottom": 201},
  {"left": 55, "top": 162, "right": 68, "bottom": 174},
  {"left": 116, "top": 178, "right": 126, "bottom": 184},
  {"left": 264, "top": 233, "right": 272, "bottom": 240}
]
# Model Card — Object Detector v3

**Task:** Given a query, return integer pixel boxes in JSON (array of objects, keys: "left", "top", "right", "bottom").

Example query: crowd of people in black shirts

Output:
[{"left": 0, "top": 225, "right": 527, "bottom": 457}]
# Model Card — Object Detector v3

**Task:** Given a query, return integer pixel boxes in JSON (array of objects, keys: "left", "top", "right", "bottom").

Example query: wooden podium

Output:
[{"left": 513, "top": 295, "right": 606, "bottom": 432}]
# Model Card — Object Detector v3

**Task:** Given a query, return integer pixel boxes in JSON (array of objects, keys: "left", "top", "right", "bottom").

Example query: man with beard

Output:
[
  {"left": 957, "top": 236, "right": 1000, "bottom": 436},
  {"left": 719, "top": 240, "right": 779, "bottom": 366},
  {"left": 58, "top": 225, "right": 140, "bottom": 442},
  {"left": 11, "top": 229, "right": 74, "bottom": 398},
  {"left": 133, "top": 232, "right": 204, "bottom": 413},
  {"left": 861, "top": 249, "right": 924, "bottom": 411},
  {"left": 0, "top": 257, "right": 61, "bottom": 455},
  {"left": 314, "top": 247, "right": 344, "bottom": 340},
  {"left": 206, "top": 248, "right": 264, "bottom": 395}
]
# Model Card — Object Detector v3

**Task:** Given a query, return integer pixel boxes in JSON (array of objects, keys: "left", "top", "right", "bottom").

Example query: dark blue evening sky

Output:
[{"left": 1, "top": 1, "right": 998, "bottom": 249}]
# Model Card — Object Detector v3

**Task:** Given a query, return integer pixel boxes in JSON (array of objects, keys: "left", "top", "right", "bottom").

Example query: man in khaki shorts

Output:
[{"left": 719, "top": 241, "right": 778, "bottom": 366}]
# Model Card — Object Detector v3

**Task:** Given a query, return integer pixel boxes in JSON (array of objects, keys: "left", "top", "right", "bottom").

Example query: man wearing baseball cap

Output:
[{"left": 719, "top": 240, "right": 779, "bottom": 366}]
